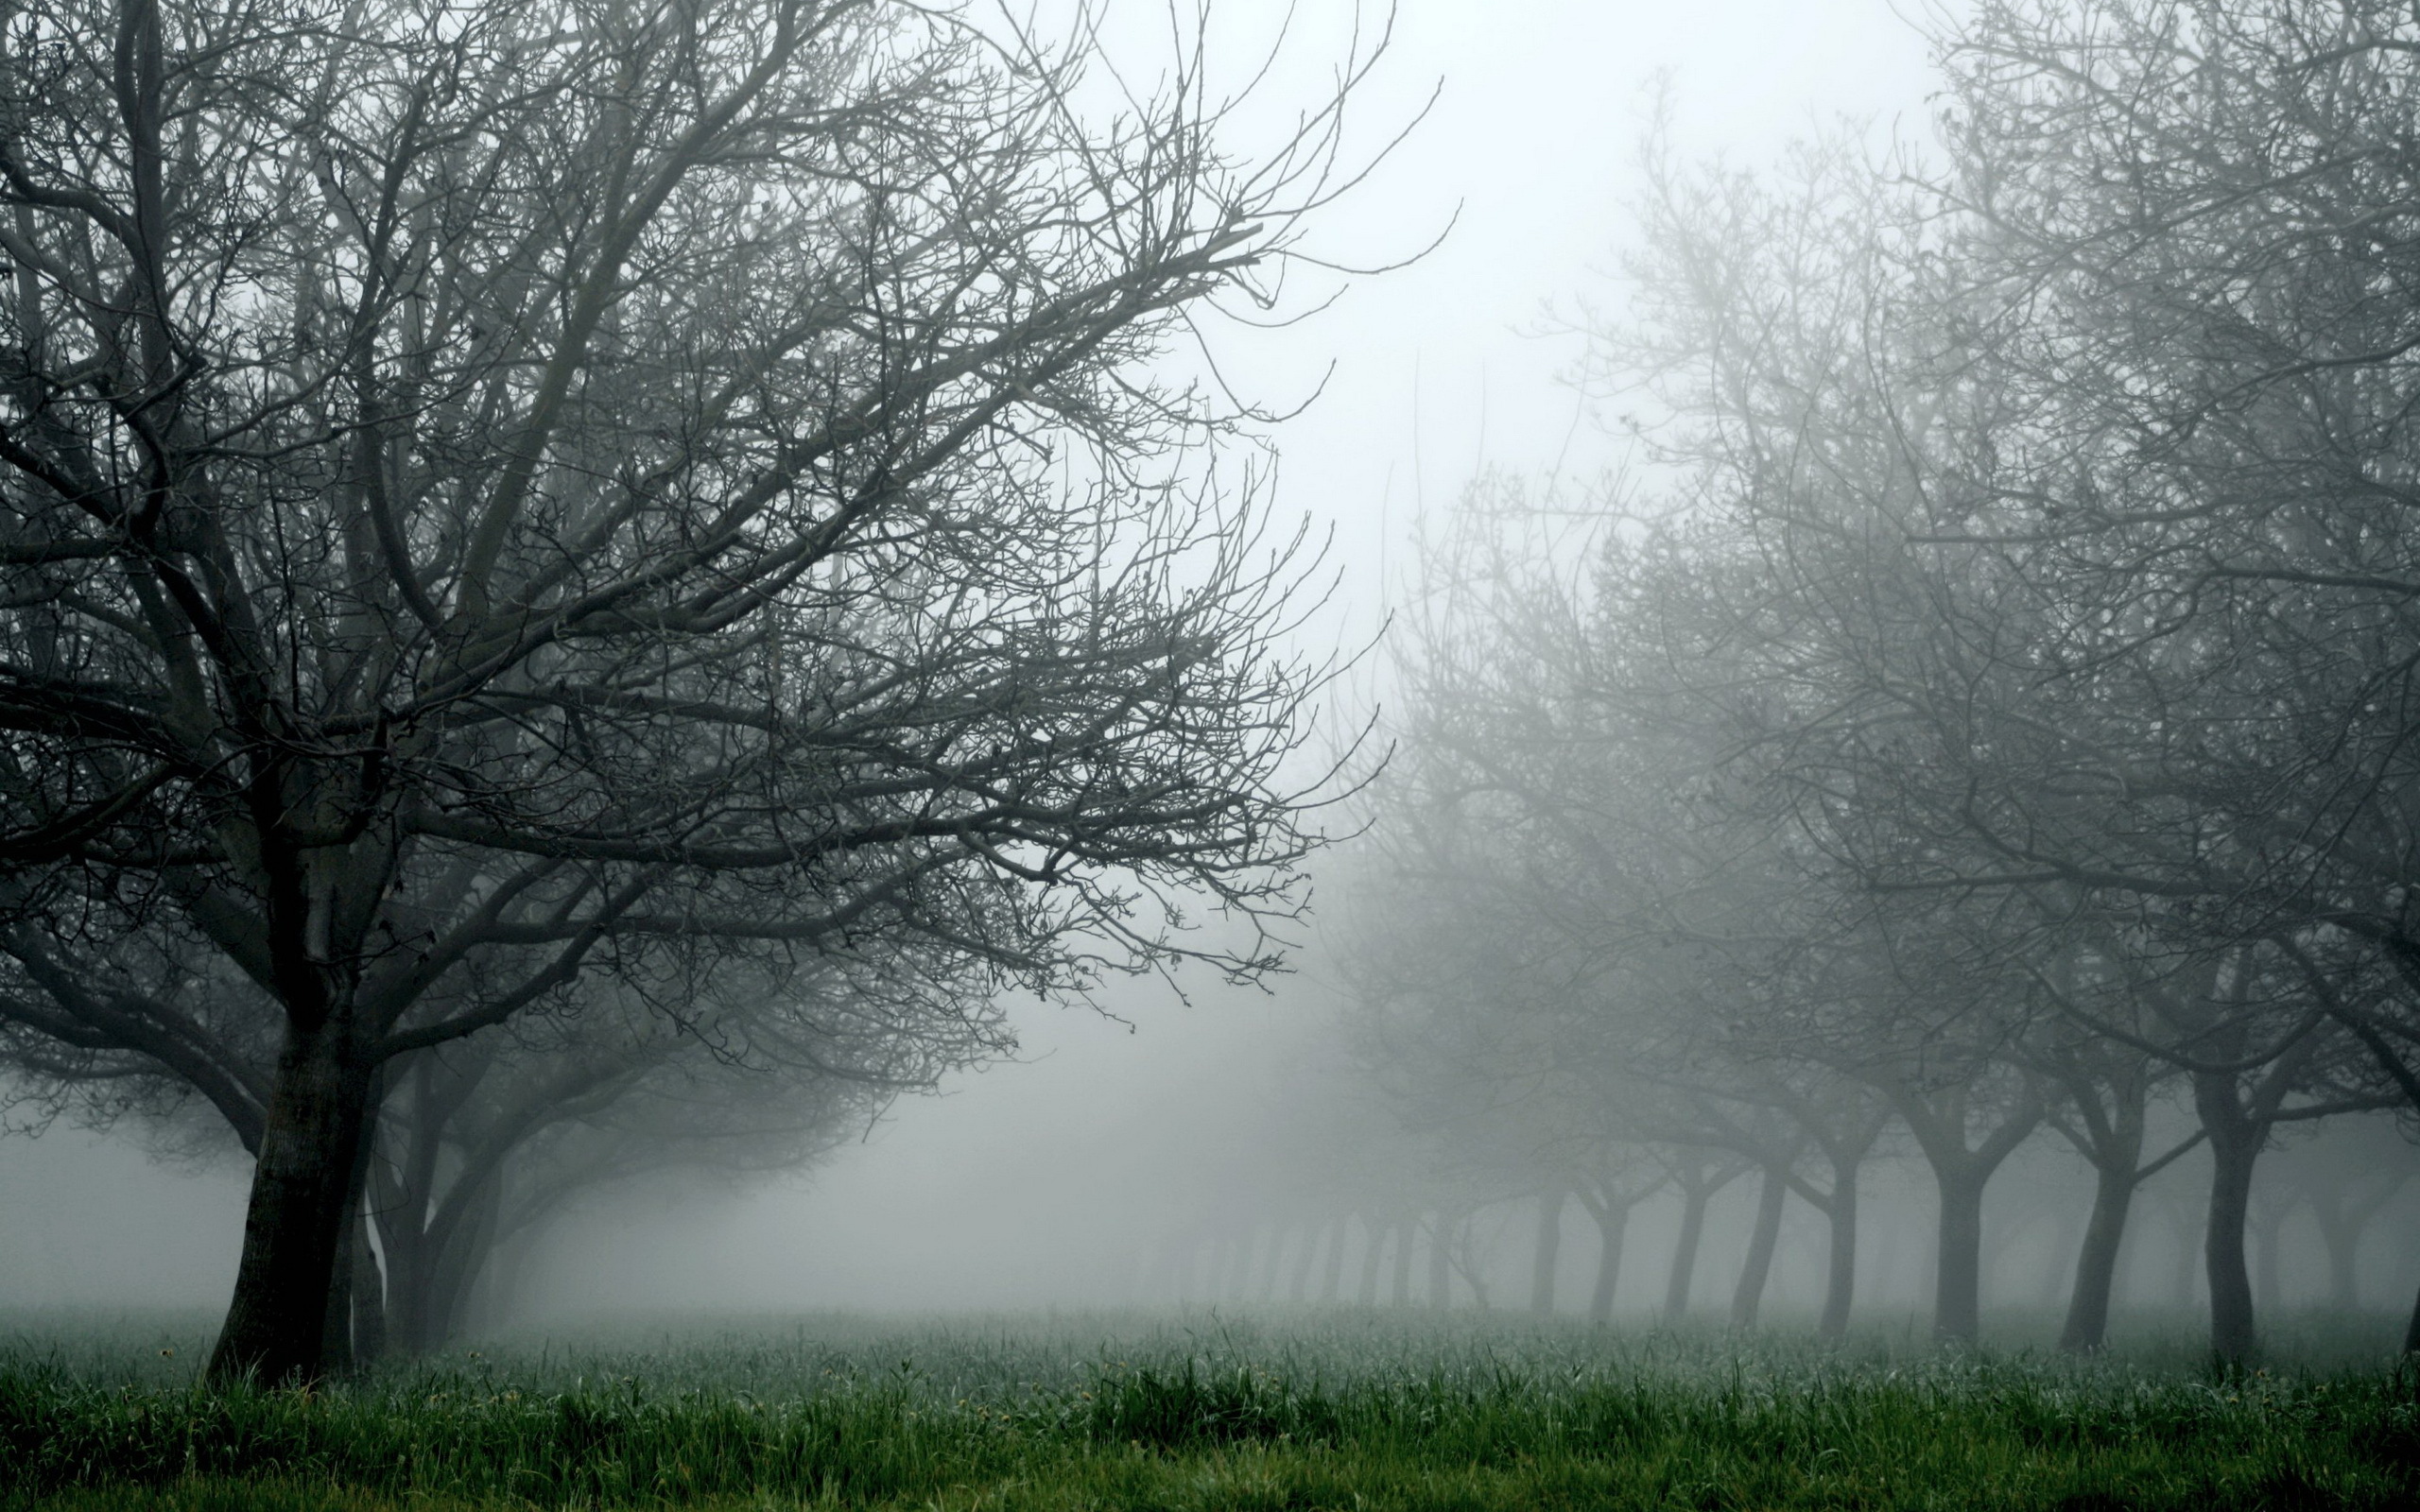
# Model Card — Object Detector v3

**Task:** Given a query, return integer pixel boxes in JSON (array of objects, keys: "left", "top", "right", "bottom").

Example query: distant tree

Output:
[
  {"left": 1, "top": 934, "right": 1002, "bottom": 1361},
  {"left": 1589, "top": 90, "right": 2409, "bottom": 1356},
  {"left": 359, "top": 954, "right": 999, "bottom": 1355},
  {"left": 0, "top": 0, "right": 1382, "bottom": 1382},
  {"left": 1910, "top": 0, "right": 2420, "bottom": 1347}
]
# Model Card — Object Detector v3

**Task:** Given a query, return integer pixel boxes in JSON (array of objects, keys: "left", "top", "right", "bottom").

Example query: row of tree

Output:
[
  {"left": 0, "top": 0, "right": 1383, "bottom": 1381},
  {"left": 1343, "top": 0, "right": 2420, "bottom": 1362},
  {"left": 1139, "top": 1114, "right": 2411, "bottom": 1324}
]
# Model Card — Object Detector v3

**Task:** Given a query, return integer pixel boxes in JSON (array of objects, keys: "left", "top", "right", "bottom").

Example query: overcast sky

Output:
[{"left": 0, "top": 0, "right": 1948, "bottom": 1316}]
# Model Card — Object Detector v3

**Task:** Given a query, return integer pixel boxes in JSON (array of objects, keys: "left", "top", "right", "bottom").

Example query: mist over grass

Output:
[{"left": 6, "top": 1308, "right": 2416, "bottom": 1510}]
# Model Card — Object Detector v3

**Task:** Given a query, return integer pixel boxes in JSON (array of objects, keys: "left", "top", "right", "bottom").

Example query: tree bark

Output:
[
  {"left": 1731, "top": 1165, "right": 1787, "bottom": 1330},
  {"left": 206, "top": 1024, "right": 377, "bottom": 1383},
  {"left": 1531, "top": 1189, "right": 1564, "bottom": 1315},
  {"left": 320, "top": 1211, "right": 355, "bottom": 1376}
]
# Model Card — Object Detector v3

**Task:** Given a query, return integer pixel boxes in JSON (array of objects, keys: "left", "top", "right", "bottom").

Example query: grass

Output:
[{"left": 3, "top": 1308, "right": 2415, "bottom": 1509}]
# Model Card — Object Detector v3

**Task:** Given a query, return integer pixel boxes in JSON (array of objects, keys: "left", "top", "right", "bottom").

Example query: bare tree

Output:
[{"left": 0, "top": 0, "right": 1388, "bottom": 1381}]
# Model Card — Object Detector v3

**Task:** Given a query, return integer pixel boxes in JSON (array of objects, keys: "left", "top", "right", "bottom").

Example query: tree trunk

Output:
[
  {"left": 2059, "top": 1159, "right": 2136, "bottom": 1352},
  {"left": 422, "top": 1168, "right": 502, "bottom": 1349},
  {"left": 207, "top": 1025, "right": 376, "bottom": 1384},
  {"left": 1819, "top": 1150, "right": 1859, "bottom": 1341},
  {"left": 1731, "top": 1165, "right": 1787, "bottom": 1330},
  {"left": 1664, "top": 1182, "right": 1708, "bottom": 1322},
  {"left": 320, "top": 1097, "right": 386, "bottom": 1372},
  {"left": 370, "top": 1058, "right": 447, "bottom": 1355},
  {"left": 1288, "top": 1221, "right": 1319, "bottom": 1303},
  {"left": 1931, "top": 1170, "right": 1989, "bottom": 1344},
  {"left": 2203, "top": 1120, "right": 2261, "bottom": 1364},
  {"left": 1531, "top": 1190, "right": 1564, "bottom": 1315},
  {"left": 1893, "top": 1086, "right": 2040, "bottom": 1345},
  {"left": 1357, "top": 1215, "right": 1383, "bottom": 1306},
  {"left": 2304, "top": 1190, "right": 2361, "bottom": 1306},
  {"left": 1587, "top": 1201, "right": 1629, "bottom": 1324},
  {"left": 2168, "top": 1202, "right": 2200, "bottom": 1308},
  {"left": 1390, "top": 1216, "right": 1413, "bottom": 1307},
  {"left": 348, "top": 1209, "right": 388, "bottom": 1367},
  {"left": 2404, "top": 1274, "right": 2420, "bottom": 1353},
  {"left": 1321, "top": 1216, "right": 1346, "bottom": 1303},
  {"left": 2311, "top": 1202, "right": 2360, "bottom": 1311},
  {"left": 320, "top": 1209, "right": 355, "bottom": 1375},
  {"left": 2252, "top": 1200, "right": 2285, "bottom": 1320},
  {"left": 1427, "top": 1212, "right": 1452, "bottom": 1311}
]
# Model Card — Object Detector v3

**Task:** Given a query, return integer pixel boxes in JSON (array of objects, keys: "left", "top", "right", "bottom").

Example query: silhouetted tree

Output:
[{"left": 0, "top": 0, "right": 1382, "bottom": 1381}]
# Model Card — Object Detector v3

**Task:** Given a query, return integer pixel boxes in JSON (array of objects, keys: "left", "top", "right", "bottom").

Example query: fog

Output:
[{"left": 8, "top": 0, "right": 2420, "bottom": 1363}]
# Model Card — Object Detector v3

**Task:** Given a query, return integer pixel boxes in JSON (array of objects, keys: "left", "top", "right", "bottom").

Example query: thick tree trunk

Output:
[
  {"left": 1588, "top": 1202, "right": 1628, "bottom": 1324},
  {"left": 1390, "top": 1216, "right": 1413, "bottom": 1307},
  {"left": 1730, "top": 1165, "right": 1787, "bottom": 1330},
  {"left": 320, "top": 1211, "right": 355, "bottom": 1374},
  {"left": 2059, "top": 1160, "right": 2136, "bottom": 1352},
  {"left": 207, "top": 1025, "right": 376, "bottom": 1384},
  {"left": 1531, "top": 1189, "right": 1564, "bottom": 1315},
  {"left": 320, "top": 1099, "right": 385, "bottom": 1371},
  {"left": 1321, "top": 1216, "right": 1346, "bottom": 1302},
  {"left": 1819, "top": 1151, "right": 1859, "bottom": 1341},
  {"left": 1357, "top": 1215, "right": 1383, "bottom": 1306},
  {"left": 2202, "top": 1121, "right": 2261, "bottom": 1364},
  {"left": 1664, "top": 1183, "right": 1708, "bottom": 1322},
  {"left": 1893, "top": 1087, "right": 2039, "bottom": 1346},
  {"left": 1933, "top": 1171, "right": 1987, "bottom": 1344}
]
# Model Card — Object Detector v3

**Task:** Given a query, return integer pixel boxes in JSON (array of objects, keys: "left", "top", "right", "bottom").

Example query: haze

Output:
[{"left": 8, "top": 0, "right": 2412, "bottom": 1348}]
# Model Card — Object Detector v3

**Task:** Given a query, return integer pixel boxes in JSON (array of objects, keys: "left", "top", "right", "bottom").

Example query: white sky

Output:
[{"left": 0, "top": 0, "right": 1949, "bottom": 1317}]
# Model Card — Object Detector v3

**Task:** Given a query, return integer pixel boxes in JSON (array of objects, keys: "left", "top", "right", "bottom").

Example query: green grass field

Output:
[{"left": 4, "top": 1309, "right": 2414, "bottom": 1510}]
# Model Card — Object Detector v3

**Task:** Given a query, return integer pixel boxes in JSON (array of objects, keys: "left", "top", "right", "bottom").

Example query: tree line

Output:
[{"left": 1341, "top": 0, "right": 2420, "bottom": 1363}]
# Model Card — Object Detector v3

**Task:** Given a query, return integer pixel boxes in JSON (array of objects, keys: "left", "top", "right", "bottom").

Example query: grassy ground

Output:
[{"left": 3, "top": 1308, "right": 2414, "bottom": 1510}]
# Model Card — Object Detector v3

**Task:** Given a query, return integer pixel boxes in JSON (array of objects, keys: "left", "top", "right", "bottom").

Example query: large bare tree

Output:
[{"left": 0, "top": 0, "right": 1381, "bottom": 1381}]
